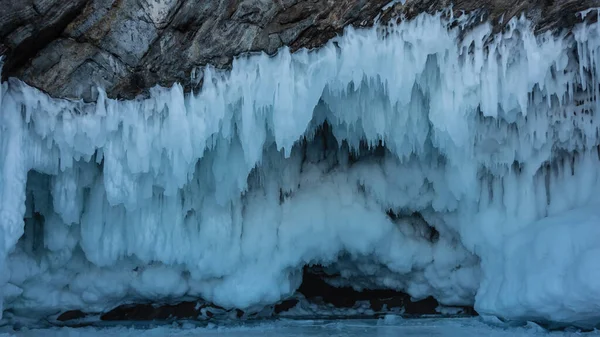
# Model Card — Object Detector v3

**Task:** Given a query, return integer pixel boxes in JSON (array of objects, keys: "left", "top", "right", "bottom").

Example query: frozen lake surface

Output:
[{"left": 1, "top": 318, "right": 598, "bottom": 337}]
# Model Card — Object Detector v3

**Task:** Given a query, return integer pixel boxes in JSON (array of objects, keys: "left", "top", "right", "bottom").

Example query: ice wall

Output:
[{"left": 1, "top": 9, "right": 600, "bottom": 326}]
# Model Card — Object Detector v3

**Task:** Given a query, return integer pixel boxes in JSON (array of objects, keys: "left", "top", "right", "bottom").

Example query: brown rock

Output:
[
  {"left": 100, "top": 301, "right": 202, "bottom": 321},
  {"left": 56, "top": 309, "right": 87, "bottom": 321},
  {"left": 273, "top": 298, "right": 299, "bottom": 314}
]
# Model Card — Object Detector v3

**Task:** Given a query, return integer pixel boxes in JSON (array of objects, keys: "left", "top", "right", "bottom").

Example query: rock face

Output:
[{"left": 0, "top": 0, "right": 598, "bottom": 102}]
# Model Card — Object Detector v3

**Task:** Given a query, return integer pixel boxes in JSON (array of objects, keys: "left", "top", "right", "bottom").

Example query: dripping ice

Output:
[{"left": 0, "top": 10, "right": 600, "bottom": 327}]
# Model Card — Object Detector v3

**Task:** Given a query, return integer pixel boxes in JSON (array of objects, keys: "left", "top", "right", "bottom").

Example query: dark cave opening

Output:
[
  {"left": 296, "top": 265, "right": 477, "bottom": 317},
  {"left": 297, "top": 264, "right": 437, "bottom": 314}
]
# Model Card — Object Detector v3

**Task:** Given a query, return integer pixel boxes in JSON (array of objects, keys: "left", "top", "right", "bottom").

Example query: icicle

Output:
[{"left": 0, "top": 11, "right": 599, "bottom": 326}]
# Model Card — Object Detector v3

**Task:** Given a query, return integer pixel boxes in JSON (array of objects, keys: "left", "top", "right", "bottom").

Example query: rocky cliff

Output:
[{"left": 0, "top": 0, "right": 598, "bottom": 102}]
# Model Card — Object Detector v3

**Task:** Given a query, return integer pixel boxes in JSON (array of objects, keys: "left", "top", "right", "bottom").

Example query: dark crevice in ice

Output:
[{"left": 297, "top": 265, "right": 477, "bottom": 317}]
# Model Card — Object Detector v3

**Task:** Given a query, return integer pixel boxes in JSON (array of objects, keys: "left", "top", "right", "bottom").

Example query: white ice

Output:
[
  {"left": 1, "top": 318, "right": 598, "bottom": 337},
  {"left": 0, "top": 7, "right": 600, "bottom": 328}
]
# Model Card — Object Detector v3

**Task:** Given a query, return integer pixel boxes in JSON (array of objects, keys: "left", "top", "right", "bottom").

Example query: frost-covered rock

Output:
[{"left": 0, "top": 0, "right": 597, "bottom": 101}]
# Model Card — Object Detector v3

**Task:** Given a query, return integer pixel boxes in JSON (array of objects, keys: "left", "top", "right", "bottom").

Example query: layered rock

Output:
[{"left": 0, "top": 0, "right": 598, "bottom": 101}]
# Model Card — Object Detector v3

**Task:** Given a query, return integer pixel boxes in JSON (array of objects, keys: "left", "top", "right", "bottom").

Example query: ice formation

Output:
[{"left": 1, "top": 8, "right": 600, "bottom": 327}]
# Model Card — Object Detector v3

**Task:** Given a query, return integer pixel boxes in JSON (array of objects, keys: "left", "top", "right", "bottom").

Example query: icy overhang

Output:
[
  {"left": 0, "top": 0, "right": 598, "bottom": 101},
  {"left": 0, "top": 9, "right": 600, "bottom": 329}
]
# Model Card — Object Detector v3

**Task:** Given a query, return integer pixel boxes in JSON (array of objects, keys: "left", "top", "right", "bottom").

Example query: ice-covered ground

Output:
[
  {"left": 1, "top": 318, "right": 599, "bottom": 337},
  {"left": 2, "top": 4, "right": 600, "bottom": 329}
]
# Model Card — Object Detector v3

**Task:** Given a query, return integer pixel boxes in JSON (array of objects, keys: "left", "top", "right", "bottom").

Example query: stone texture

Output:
[
  {"left": 56, "top": 310, "right": 87, "bottom": 322},
  {"left": 0, "top": 0, "right": 599, "bottom": 101},
  {"left": 99, "top": 301, "right": 223, "bottom": 321}
]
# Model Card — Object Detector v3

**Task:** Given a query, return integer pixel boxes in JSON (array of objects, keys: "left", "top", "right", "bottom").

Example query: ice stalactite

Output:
[
  {"left": 0, "top": 9, "right": 600, "bottom": 327},
  {"left": 0, "top": 82, "right": 28, "bottom": 319}
]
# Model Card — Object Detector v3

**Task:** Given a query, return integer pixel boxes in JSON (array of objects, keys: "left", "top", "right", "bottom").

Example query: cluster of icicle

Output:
[{"left": 0, "top": 9, "right": 599, "bottom": 327}]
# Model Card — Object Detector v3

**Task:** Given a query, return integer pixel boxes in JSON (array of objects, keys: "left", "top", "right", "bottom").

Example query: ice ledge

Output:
[{"left": 0, "top": 0, "right": 598, "bottom": 102}]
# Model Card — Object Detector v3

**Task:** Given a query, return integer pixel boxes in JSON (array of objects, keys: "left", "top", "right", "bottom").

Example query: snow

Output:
[
  {"left": 1, "top": 318, "right": 598, "bottom": 337},
  {"left": 0, "top": 7, "right": 599, "bottom": 328},
  {"left": 477, "top": 205, "right": 600, "bottom": 327}
]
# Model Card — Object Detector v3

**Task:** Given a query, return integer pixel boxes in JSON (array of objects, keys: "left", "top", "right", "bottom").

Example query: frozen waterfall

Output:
[{"left": 1, "top": 10, "right": 600, "bottom": 327}]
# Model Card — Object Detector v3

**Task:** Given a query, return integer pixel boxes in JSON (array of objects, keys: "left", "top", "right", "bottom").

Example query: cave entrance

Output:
[{"left": 294, "top": 264, "right": 441, "bottom": 316}]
